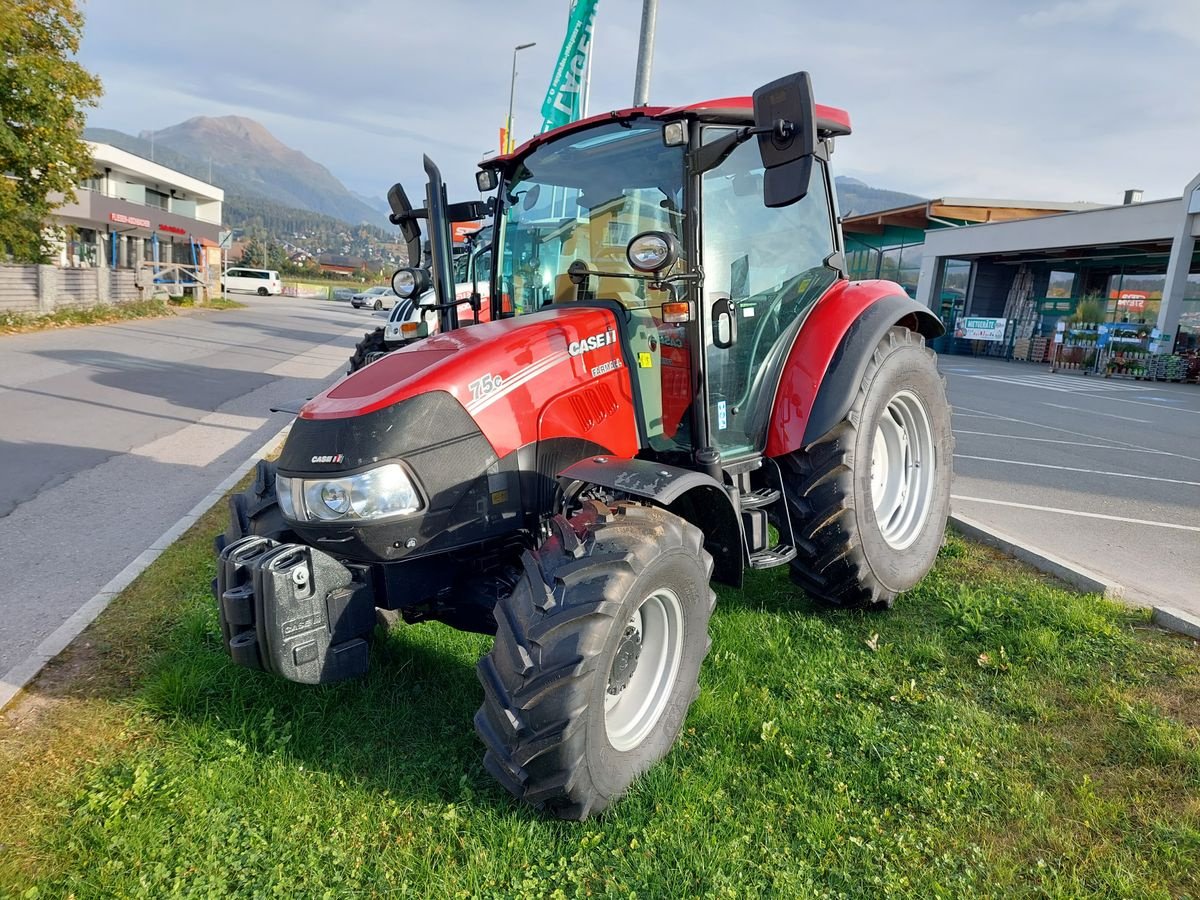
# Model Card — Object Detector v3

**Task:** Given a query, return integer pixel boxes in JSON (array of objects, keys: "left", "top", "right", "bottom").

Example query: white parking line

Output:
[
  {"left": 951, "top": 495, "right": 1200, "bottom": 533},
  {"left": 954, "top": 454, "right": 1200, "bottom": 488},
  {"left": 953, "top": 430, "right": 1169, "bottom": 455},
  {"left": 1041, "top": 402, "right": 1151, "bottom": 424},
  {"left": 951, "top": 372, "right": 1152, "bottom": 393},
  {"left": 952, "top": 405, "right": 1200, "bottom": 464}
]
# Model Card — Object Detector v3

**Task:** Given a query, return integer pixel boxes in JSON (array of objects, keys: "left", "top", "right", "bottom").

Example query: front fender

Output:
[
  {"left": 557, "top": 456, "right": 743, "bottom": 586},
  {"left": 765, "top": 281, "right": 943, "bottom": 457}
]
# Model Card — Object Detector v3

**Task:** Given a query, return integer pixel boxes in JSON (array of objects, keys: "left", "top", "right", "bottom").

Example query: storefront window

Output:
[
  {"left": 897, "top": 244, "right": 921, "bottom": 298},
  {"left": 879, "top": 246, "right": 901, "bottom": 282},
  {"left": 1047, "top": 270, "right": 1075, "bottom": 297},
  {"left": 1107, "top": 272, "right": 1164, "bottom": 323}
]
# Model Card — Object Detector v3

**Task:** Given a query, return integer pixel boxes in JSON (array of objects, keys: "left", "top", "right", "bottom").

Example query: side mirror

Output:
[
  {"left": 752, "top": 71, "right": 816, "bottom": 208},
  {"left": 387, "top": 183, "right": 423, "bottom": 267}
]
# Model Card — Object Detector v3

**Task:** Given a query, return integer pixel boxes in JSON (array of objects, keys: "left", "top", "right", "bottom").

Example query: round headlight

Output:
[
  {"left": 320, "top": 483, "right": 351, "bottom": 514},
  {"left": 304, "top": 479, "right": 354, "bottom": 521},
  {"left": 392, "top": 268, "right": 419, "bottom": 299},
  {"left": 626, "top": 231, "right": 679, "bottom": 273}
]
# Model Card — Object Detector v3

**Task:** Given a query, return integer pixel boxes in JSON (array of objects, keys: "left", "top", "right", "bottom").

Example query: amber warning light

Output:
[{"left": 662, "top": 302, "right": 691, "bottom": 324}]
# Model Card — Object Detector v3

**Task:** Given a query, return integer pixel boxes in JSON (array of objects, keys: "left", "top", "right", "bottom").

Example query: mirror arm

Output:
[{"left": 689, "top": 120, "right": 797, "bottom": 176}]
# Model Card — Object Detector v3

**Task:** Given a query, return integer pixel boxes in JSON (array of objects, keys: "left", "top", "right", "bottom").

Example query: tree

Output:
[
  {"left": 240, "top": 236, "right": 266, "bottom": 267},
  {"left": 0, "top": 1, "right": 101, "bottom": 262}
]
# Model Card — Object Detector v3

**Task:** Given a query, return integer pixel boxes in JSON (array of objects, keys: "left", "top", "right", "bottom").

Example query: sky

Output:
[{"left": 77, "top": 0, "right": 1200, "bottom": 209}]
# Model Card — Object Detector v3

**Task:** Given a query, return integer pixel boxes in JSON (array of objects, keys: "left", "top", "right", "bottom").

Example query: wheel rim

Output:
[
  {"left": 604, "top": 587, "right": 684, "bottom": 752},
  {"left": 869, "top": 389, "right": 936, "bottom": 550}
]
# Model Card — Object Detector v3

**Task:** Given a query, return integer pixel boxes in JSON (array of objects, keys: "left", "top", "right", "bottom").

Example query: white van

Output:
[{"left": 222, "top": 268, "right": 283, "bottom": 296}]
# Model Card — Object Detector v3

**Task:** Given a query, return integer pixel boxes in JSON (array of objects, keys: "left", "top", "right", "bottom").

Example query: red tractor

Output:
[{"left": 216, "top": 73, "right": 952, "bottom": 820}]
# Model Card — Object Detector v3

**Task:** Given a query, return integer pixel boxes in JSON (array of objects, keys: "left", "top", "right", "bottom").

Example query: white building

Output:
[{"left": 49, "top": 142, "right": 224, "bottom": 270}]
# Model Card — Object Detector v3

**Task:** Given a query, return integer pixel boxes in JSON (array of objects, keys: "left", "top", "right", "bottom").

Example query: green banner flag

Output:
[{"left": 539, "top": 0, "right": 598, "bottom": 132}]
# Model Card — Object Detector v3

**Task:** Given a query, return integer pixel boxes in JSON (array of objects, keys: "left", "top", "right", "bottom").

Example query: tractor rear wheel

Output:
[
  {"left": 217, "top": 459, "right": 296, "bottom": 552},
  {"left": 782, "top": 326, "right": 952, "bottom": 608},
  {"left": 347, "top": 327, "right": 394, "bottom": 374},
  {"left": 475, "top": 503, "right": 715, "bottom": 820}
]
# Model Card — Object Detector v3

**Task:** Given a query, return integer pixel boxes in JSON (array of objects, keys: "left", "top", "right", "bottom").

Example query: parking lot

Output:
[{"left": 942, "top": 357, "right": 1200, "bottom": 614}]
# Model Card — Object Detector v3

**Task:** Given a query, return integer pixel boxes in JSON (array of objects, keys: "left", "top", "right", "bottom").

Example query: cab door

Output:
[{"left": 698, "top": 132, "right": 840, "bottom": 460}]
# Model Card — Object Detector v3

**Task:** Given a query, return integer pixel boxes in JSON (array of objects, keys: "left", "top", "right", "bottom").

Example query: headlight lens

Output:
[
  {"left": 277, "top": 464, "right": 421, "bottom": 523},
  {"left": 626, "top": 230, "right": 679, "bottom": 273},
  {"left": 276, "top": 474, "right": 296, "bottom": 518}
]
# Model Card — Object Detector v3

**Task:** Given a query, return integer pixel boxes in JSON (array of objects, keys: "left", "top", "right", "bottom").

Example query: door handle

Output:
[{"left": 712, "top": 296, "right": 737, "bottom": 349}]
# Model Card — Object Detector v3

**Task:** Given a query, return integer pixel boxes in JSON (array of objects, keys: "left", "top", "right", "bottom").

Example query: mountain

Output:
[
  {"left": 83, "top": 124, "right": 401, "bottom": 267},
  {"left": 835, "top": 176, "right": 925, "bottom": 217},
  {"left": 85, "top": 117, "right": 386, "bottom": 228}
]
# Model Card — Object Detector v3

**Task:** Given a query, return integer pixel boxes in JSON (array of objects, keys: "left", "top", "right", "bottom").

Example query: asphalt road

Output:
[
  {"left": 0, "top": 295, "right": 385, "bottom": 679},
  {"left": 941, "top": 356, "right": 1200, "bottom": 614}
]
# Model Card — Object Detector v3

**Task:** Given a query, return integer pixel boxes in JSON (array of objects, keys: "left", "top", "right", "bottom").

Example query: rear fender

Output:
[
  {"left": 557, "top": 456, "right": 743, "bottom": 587},
  {"left": 765, "top": 282, "right": 943, "bottom": 456}
]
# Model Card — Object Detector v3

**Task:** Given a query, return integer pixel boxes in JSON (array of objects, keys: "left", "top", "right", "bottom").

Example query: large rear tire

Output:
[
  {"left": 782, "top": 327, "right": 952, "bottom": 608},
  {"left": 347, "top": 327, "right": 394, "bottom": 374},
  {"left": 475, "top": 503, "right": 715, "bottom": 820}
]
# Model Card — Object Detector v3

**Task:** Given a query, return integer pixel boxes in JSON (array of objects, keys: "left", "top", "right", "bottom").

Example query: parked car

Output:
[
  {"left": 350, "top": 286, "right": 398, "bottom": 310},
  {"left": 331, "top": 287, "right": 357, "bottom": 302},
  {"left": 222, "top": 268, "right": 282, "bottom": 296}
]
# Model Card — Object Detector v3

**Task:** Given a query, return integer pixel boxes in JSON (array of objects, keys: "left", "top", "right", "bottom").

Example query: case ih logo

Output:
[
  {"left": 568, "top": 329, "right": 617, "bottom": 357},
  {"left": 310, "top": 454, "right": 344, "bottom": 464}
]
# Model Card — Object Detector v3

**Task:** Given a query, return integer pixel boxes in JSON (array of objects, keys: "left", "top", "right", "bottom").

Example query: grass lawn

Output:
[{"left": 1, "top": 499, "right": 1197, "bottom": 898}]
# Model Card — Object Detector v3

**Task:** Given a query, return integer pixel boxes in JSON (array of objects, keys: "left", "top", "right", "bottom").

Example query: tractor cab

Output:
[{"left": 479, "top": 91, "right": 848, "bottom": 468}]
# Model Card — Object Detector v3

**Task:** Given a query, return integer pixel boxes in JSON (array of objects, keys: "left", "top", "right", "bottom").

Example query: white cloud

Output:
[
  {"left": 1019, "top": 0, "right": 1122, "bottom": 28},
  {"left": 78, "top": 0, "right": 1200, "bottom": 205}
]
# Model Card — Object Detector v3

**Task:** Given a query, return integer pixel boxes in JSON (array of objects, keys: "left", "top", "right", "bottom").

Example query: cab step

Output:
[
  {"left": 740, "top": 487, "right": 781, "bottom": 511},
  {"left": 748, "top": 543, "right": 797, "bottom": 569}
]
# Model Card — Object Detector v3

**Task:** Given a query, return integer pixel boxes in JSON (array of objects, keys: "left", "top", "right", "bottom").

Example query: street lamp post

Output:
[{"left": 506, "top": 42, "right": 536, "bottom": 154}]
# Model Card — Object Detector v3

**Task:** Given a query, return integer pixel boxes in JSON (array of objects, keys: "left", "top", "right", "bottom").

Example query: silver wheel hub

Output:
[
  {"left": 870, "top": 389, "right": 936, "bottom": 550},
  {"left": 604, "top": 588, "right": 684, "bottom": 752}
]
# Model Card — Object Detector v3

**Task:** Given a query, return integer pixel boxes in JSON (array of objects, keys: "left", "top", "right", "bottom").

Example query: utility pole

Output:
[
  {"left": 506, "top": 42, "right": 537, "bottom": 154},
  {"left": 632, "top": 0, "right": 657, "bottom": 106}
]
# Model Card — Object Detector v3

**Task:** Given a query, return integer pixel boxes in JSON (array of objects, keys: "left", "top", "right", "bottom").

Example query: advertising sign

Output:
[
  {"left": 109, "top": 211, "right": 150, "bottom": 228},
  {"left": 1112, "top": 290, "right": 1149, "bottom": 312},
  {"left": 954, "top": 316, "right": 1007, "bottom": 342},
  {"left": 452, "top": 221, "right": 483, "bottom": 244},
  {"left": 539, "top": 0, "right": 597, "bottom": 133}
]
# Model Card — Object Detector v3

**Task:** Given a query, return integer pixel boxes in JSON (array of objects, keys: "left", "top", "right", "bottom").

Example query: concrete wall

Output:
[
  {"left": 0, "top": 265, "right": 144, "bottom": 316},
  {"left": 0, "top": 266, "right": 40, "bottom": 314}
]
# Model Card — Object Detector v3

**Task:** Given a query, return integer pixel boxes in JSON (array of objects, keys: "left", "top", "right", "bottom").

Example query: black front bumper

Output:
[{"left": 214, "top": 536, "right": 376, "bottom": 684}]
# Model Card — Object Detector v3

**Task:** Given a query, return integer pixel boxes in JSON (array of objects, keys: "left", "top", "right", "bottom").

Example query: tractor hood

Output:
[
  {"left": 273, "top": 304, "right": 642, "bottom": 564},
  {"left": 299, "top": 305, "right": 641, "bottom": 460}
]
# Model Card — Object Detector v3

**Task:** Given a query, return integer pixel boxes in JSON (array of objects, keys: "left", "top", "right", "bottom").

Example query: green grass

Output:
[
  {"left": 0, "top": 296, "right": 243, "bottom": 334},
  {"left": 1, "top": 503, "right": 1197, "bottom": 898}
]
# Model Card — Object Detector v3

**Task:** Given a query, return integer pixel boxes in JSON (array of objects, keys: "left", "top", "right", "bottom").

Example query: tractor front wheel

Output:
[
  {"left": 475, "top": 503, "right": 715, "bottom": 820},
  {"left": 347, "top": 327, "right": 394, "bottom": 374},
  {"left": 783, "top": 326, "right": 952, "bottom": 608},
  {"left": 217, "top": 459, "right": 296, "bottom": 551}
]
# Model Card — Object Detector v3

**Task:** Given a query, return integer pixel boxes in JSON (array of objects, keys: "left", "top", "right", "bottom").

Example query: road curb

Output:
[
  {"left": 1151, "top": 607, "right": 1200, "bottom": 641},
  {"left": 948, "top": 511, "right": 1126, "bottom": 601},
  {"left": 0, "top": 422, "right": 292, "bottom": 713}
]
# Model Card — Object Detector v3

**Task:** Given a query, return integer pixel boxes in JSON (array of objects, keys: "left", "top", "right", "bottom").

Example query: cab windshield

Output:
[{"left": 494, "top": 121, "right": 685, "bottom": 316}]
